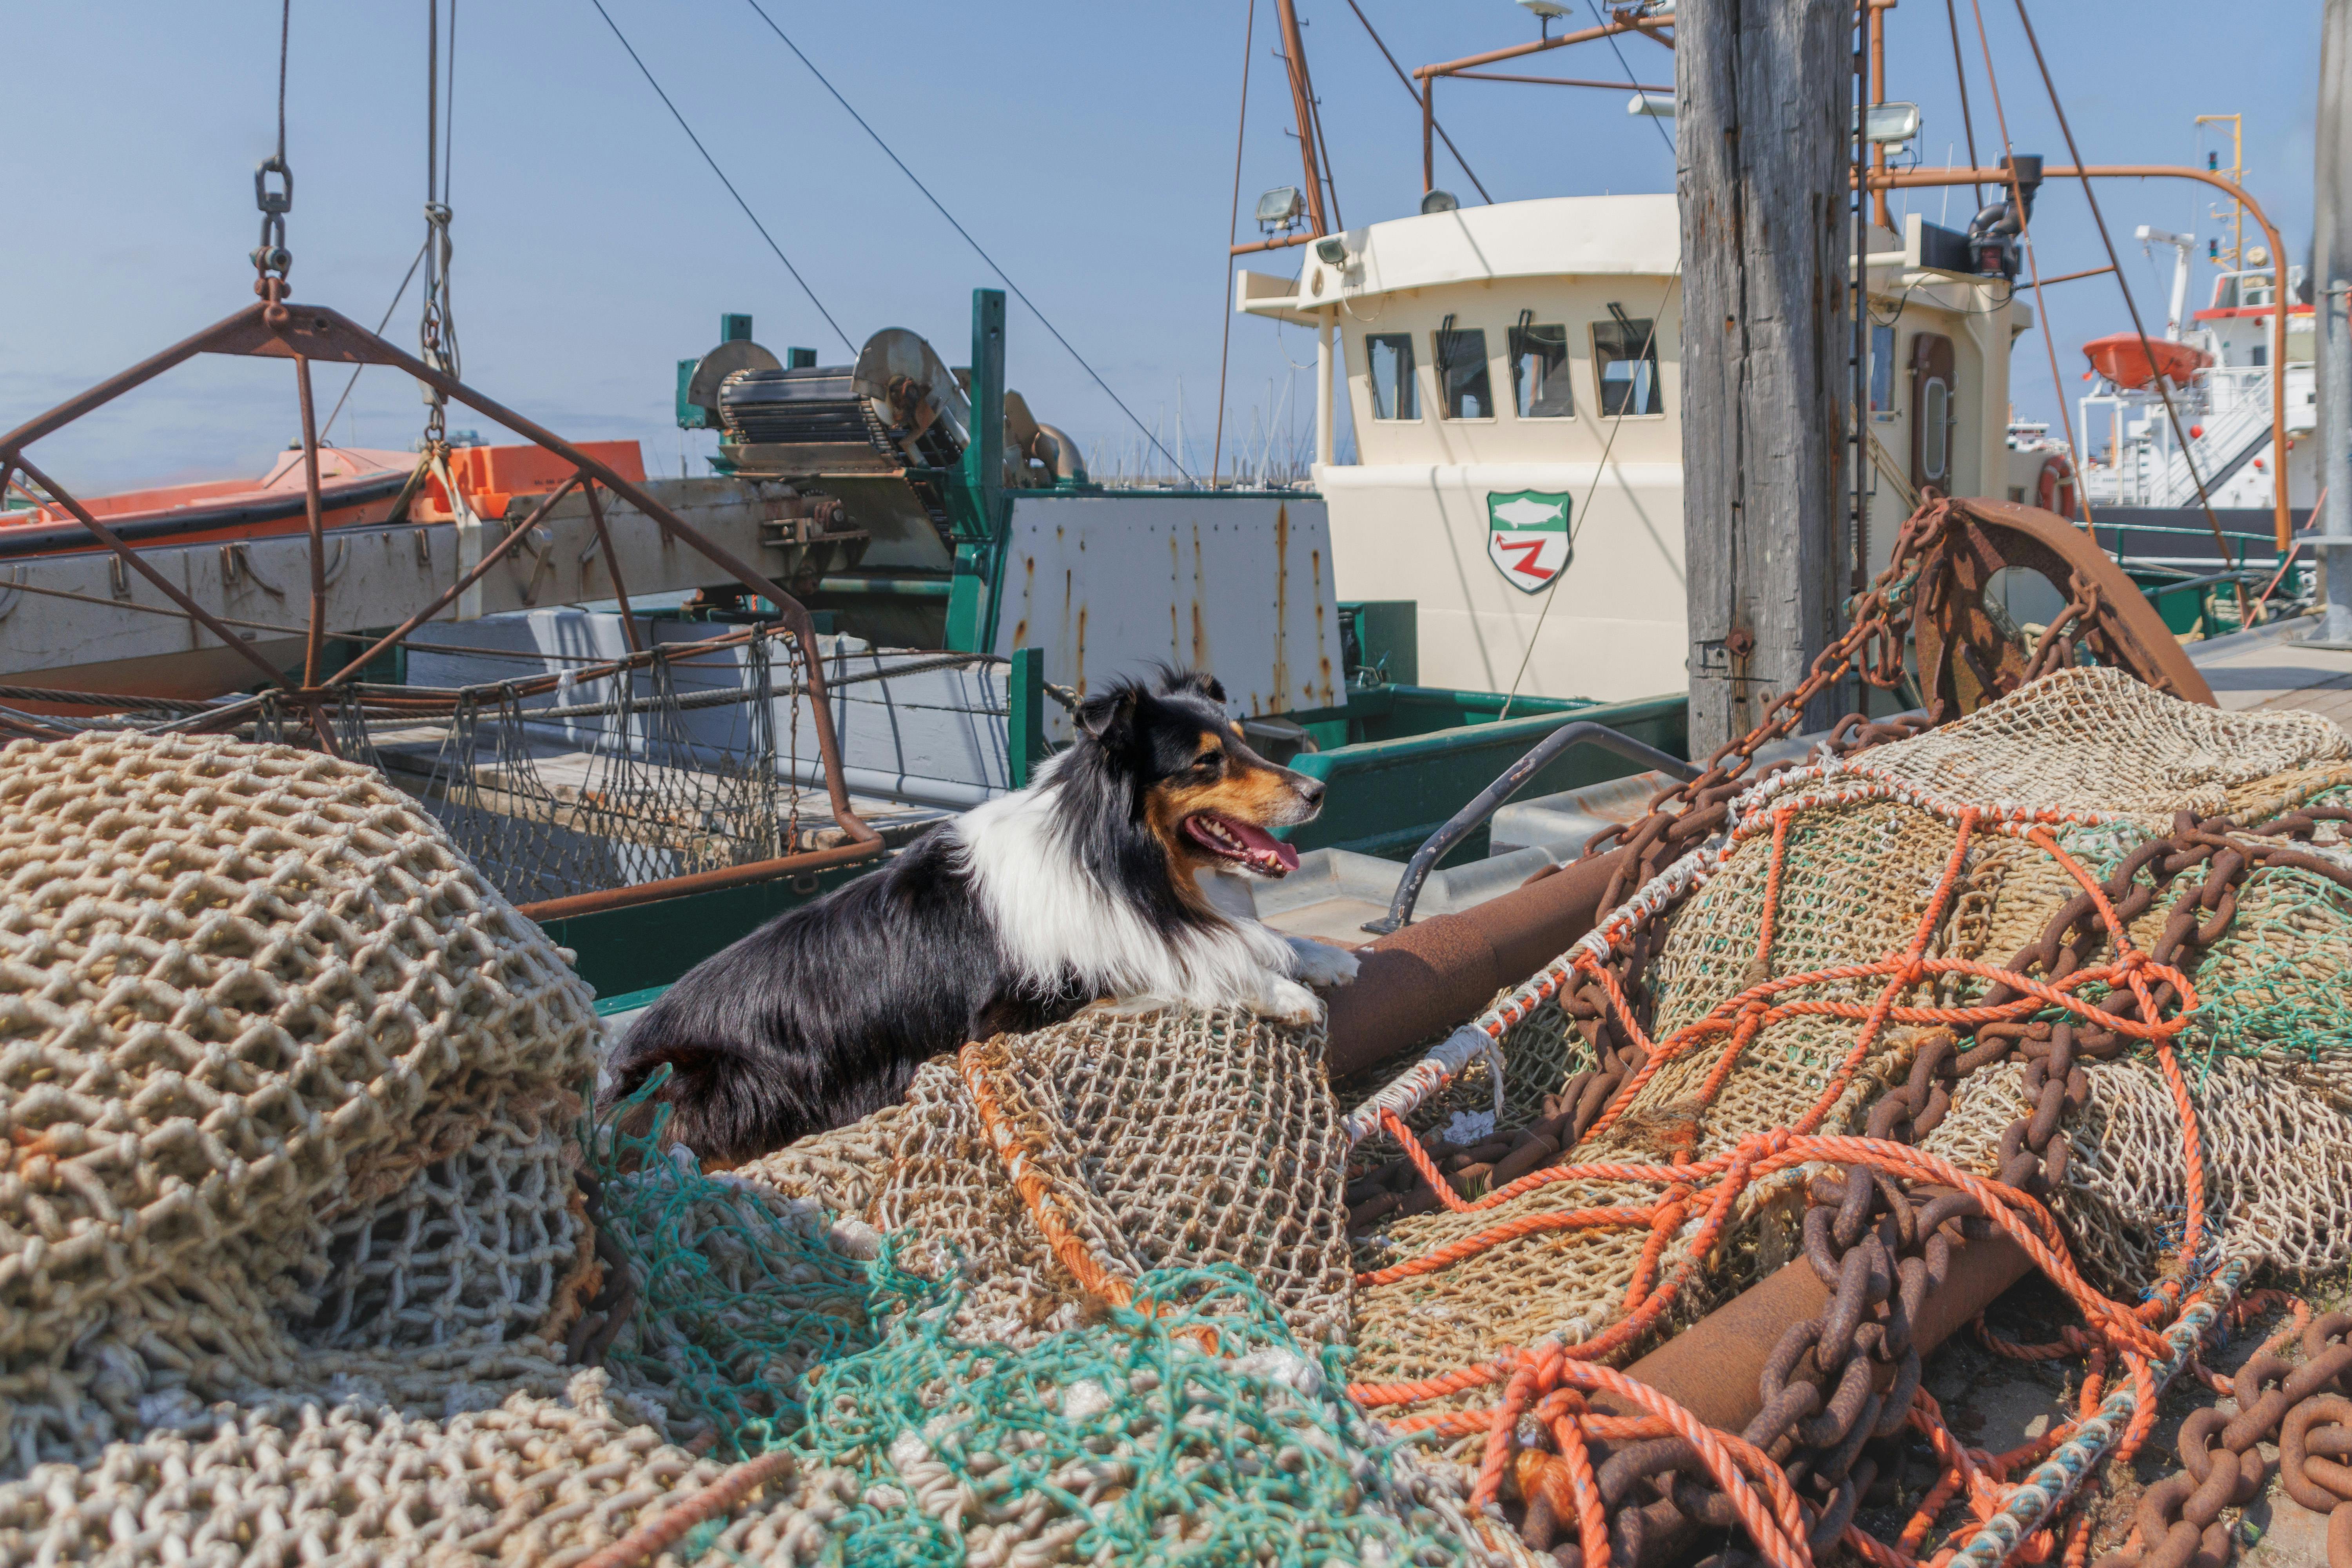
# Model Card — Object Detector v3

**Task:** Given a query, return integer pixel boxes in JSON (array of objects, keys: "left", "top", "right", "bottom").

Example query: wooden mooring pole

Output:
[{"left": 1679, "top": 0, "right": 1855, "bottom": 753}]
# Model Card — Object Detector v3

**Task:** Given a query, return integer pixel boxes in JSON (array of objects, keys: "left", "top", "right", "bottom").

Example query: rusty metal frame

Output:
[
  {"left": 0, "top": 298, "right": 878, "bottom": 862},
  {"left": 1911, "top": 496, "right": 2217, "bottom": 714}
]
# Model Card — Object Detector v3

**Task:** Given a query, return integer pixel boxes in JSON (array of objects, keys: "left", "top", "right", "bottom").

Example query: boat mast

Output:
[{"left": 1274, "top": 0, "right": 1334, "bottom": 238}]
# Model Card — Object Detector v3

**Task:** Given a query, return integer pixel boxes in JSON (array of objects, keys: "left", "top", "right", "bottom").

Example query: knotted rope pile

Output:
[
  {"left": 1333, "top": 667, "right": 2352, "bottom": 1565},
  {"left": 0, "top": 731, "right": 603, "bottom": 1473},
  {"left": 0, "top": 734, "right": 1474, "bottom": 1567}
]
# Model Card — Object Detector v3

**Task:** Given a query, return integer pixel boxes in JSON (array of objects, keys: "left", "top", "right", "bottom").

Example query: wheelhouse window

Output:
[
  {"left": 1434, "top": 327, "right": 1493, "bottom": 419},
  {"left": 1592, "top": 314, "right": 1662, "bottom": 416},
  {"left": 1869, "top": 322, "right": 1896, "bottom": 413},
  {"left": 1367, "top": 333, "right": 1418, "bottom": 420},
  {"left": 1510, "top": 323, "right": 1574, "bottom": 417}
]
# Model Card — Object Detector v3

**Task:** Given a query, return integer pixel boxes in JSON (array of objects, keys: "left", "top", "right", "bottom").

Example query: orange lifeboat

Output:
[
  {"left": 2080, "top": 334, "right": 2210, "bottom": 390},
  {"left": 0, "top": 439, "right": 647, "bottom": 557}
]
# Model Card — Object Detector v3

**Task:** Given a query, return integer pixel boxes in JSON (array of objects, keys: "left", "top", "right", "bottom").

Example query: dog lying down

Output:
[{"left": 601, "top": 668, "right": 1359, "bottom": 1164}]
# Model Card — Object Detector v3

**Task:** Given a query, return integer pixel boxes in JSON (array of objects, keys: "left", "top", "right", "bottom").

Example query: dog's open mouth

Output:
[{"left": 1182, "top": 811, "right": 1301, "bottom": 876}]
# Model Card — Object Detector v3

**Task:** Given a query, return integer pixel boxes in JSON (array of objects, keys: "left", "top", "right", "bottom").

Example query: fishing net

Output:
[
  {"left": 316, "top": 627, "right": 815, "bottom": 907},
  {"left": 739, "top": 1008, "right": 1355, "bottom": 1351},
  {"left": 0, "top": 730, "right": 601, "bottom": 1472},
  {"left": 0, "top": 734, "right": 1474, "bottom": 1564},
  {"left": 1342, "top": 666, "right": 2352, "bottom": 1407}
]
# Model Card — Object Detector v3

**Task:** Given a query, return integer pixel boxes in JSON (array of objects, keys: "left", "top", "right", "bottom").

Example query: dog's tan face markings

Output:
[{"left": 1147, "top": 722, "right": 1316, "bottom": 884}]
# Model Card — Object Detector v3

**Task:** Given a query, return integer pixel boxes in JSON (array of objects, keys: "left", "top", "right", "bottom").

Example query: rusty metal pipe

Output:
[
  {"left": 1229, "top": 232, "right": 1319, "bottom": 257},
  {"left": 0, "top": 304, "right": 252, "bottom": 462},
  {"left": 292, "top": 356, "right": 331, "bottom": 688},
  {"left": 516, "top": 837, "right": 886, "bottom": 924},
  {"left": 1449, "top": 69, "right": 1673, "bottom": 91},
  {"left": 1602, "top": 1232, "right": 2031, "bottom": 1433},
  {"left": 1864, "top": 162, "right": 2291, "bottom": 554},
  {"left": 1414, "top": 14, "right": 1656, "bottom": 78},
  {"left": 1325, "top": 846, "right": 1631, "bottom": 1078},
  {"left": 583, "top": 481, "right": 644, "bottom": 655},
  {"left": 1590, "top": 1232, "right": 2034, "bottom": 1567}
]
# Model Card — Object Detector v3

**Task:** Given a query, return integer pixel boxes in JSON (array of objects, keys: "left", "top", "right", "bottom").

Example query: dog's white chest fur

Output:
[{"left": 949, "top": 769, "right": 1355, "bottom": 1022}]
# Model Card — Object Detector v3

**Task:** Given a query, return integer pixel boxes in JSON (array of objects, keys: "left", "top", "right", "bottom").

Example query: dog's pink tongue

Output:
[{"left": 1225, "top": 817, "right": 1301, "bottom": 873}]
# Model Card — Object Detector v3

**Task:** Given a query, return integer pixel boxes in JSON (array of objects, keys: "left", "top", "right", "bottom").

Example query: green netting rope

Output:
[
  {"left": 583, "top": 1070, "right": 882, "bottom": 1455},
  {"left": 583, "top": 1073, "right": 1476, "bottom": 1565}
]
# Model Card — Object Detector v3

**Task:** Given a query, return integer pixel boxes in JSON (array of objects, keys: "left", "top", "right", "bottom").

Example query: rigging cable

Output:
[
  {"left": 1961, "top": 0, "right": 2110, "bottom": 544},
  {"left": 586, "top": 0, "right": 854, "bottom": 354},
  {"left": 420, "top": 0, "right": 461, "bottom": 446},
  {"left": 1496, "top": 5, "right": 1680, "bottom": 719},
  {"left": 319, "top": 237, "right": 429, "bottom": 443},
  {"left": 2010, "top": 0, "right": 2256, "bottom": 602},
  {"left": 1339, "top": 0, "right": 1493, "bottom": 203},
  {"left": 738, "top": 0, "right": 1190, "bottom": 479},
  {"left": 1940, "top": 0, "right": 1985, "bottom": 211},
  {"left": 1211, "top": 0, "right": 1258, "bottom": 490}
]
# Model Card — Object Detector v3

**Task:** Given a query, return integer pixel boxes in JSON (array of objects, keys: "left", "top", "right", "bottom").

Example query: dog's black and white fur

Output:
[{"left": 601, "top": 669, "right": 1358, "bottom": 1163}]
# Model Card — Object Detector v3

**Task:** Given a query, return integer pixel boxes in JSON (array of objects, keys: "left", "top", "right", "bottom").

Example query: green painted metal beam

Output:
[
  {"left": 543, "top": 855, "right": 879, "bottom": 1001},
  {"left": 1008, "top": 646, "right": 1046, "bottom": 789},
  {"left": 945, "top": 288, "right": 1008, "bottom": 652}
]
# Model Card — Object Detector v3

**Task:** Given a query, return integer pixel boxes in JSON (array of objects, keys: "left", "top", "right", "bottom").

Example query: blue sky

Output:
[{"left": 0, "top": 2, "right": 2321, "bottom": 493}]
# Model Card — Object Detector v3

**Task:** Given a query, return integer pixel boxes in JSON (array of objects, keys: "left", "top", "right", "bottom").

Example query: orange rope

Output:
[
  {"left": 958, "top": 1042, "right": 1221, "bottom": 1352},
  {"left": 1379, "top": 1107, "right": 1475, "bottom": 1213},
  {"left": 960, "top": 1042, "right": 1136, "bottom": 1312},
  {"left": 1351, "top": 774, "right": 2235, "bottom": 1566}
]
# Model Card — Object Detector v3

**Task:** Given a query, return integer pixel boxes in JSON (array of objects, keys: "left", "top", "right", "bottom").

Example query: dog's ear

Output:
[
  {"left": 1158, "top": 668, "right": 1228, "bottom": 706},
  {"left": 1078, "top": 685, "right": 1140, "bottom": 747}
]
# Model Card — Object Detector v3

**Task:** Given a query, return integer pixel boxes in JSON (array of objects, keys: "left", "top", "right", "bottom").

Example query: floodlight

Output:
[
  {"left": 1420, "top": 189, "right": 1461, "bottom": 215},
  {"left": 1860, "top": 102, "right": 1921, "bottom": 146},
  {"left": 1255, "top": 186, "right": 1305, "bottom": 233}
]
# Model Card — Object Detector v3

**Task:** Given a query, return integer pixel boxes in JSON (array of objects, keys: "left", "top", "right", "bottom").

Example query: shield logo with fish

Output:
[{"left": 1486, "top": 490, "right": 1572, "bottom": 592}]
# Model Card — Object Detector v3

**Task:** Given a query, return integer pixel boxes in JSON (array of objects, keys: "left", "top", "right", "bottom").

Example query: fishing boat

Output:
[{"left": 10, "top": 5, "right": 2352, "bottom": 1566}]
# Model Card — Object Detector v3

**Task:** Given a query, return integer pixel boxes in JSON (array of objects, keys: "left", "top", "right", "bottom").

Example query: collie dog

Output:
[{"left": 601, "top": 668, "right": 1358, "bottom": 1163}]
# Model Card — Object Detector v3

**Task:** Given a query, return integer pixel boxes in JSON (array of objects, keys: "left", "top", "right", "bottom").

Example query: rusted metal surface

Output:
[
  {"left": 324, "top": 470, "right": 586, "bottom": 682},
  {"left": 291, "top": 355, "right": 330, "bottom": 686},
  {"left": 7, "top": 454, "right": 291, "bottom": 688},
  {"left": 1911, "top": 498, "right": 2216, "bottom": 714},
  {"left": 515, "top": 837, "right": 886, "bottom": 924},
  {"left": 582, "top": 481, "right": 643, "bottom": 655},
  {"left": 1325, "top": 846, "right": 1630, "bottom": 1078},
  {"left": 1604, "top": 1233, "right": 2032, "bottom": 1436},
  {"left": 994, "top": 494, "right": 1340, "bottom": 737}
]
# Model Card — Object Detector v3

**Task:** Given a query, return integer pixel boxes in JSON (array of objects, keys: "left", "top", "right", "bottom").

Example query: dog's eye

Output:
[{"left": 1194, "top": 751, "right": 1222, "bottom": 771}]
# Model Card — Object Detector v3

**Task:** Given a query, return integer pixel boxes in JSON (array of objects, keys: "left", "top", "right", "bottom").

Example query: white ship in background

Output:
[
  {"left": 2076, "top": 245, "right": 2318, "bottom": 521},
  {"left": 2071, "top": 113, "right": 2318, "bottom": 568}
]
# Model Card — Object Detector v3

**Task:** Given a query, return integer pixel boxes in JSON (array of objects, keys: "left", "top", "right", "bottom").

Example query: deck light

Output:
[
  {"left": 1256, "top": 187, "right": 1306, "bottom": 234},
  {"left": 1314, "top": 236, "right": 1349, "bottom": 266},
  {"left": 1420, "top": 189, "right": 1461, "bottom": 215},
  {"left": 1860, "top": 102, "right": 1922, "bottom": 147}
]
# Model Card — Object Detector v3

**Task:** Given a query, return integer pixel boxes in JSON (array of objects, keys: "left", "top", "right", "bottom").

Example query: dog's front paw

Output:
[
  {"left": 1287, "top": 936, "right": 1361, "bottom": 989},
  {"left": 1259, "top": 976, "right": 1325, "bottom": 1026}
]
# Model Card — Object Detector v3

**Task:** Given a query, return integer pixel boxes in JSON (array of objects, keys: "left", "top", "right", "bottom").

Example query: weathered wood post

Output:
[{"left": 1679, "top": 0, "right": 1855, "bottom": 753}]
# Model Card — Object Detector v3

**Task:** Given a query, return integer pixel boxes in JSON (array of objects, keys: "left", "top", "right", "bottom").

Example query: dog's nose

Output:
[{"left": 1294, "top": 776, "right": 1325, "bottom": 809}]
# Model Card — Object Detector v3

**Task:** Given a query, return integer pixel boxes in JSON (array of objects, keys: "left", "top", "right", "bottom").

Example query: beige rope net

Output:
[
  {"left": 16, "top": 668, "right": 2352, "bottom": 1565},
  {"left": 741, "top": 1008, "right": 1355, "bottom": 1350},
  {"left": 1343, "top": 668, "right": 2352, "bottom": 1403}
]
